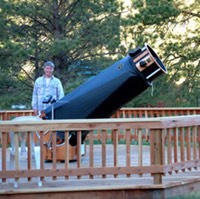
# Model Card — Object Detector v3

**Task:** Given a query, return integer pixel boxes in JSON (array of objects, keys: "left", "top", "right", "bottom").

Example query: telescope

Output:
[{"left": 44, "top": 43, "right": 167, "bottom": 146}]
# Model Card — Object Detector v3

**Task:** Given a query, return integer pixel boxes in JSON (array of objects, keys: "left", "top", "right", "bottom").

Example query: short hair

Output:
[{"left": 43, "top": 61, "right": 55, "bottom": 68}]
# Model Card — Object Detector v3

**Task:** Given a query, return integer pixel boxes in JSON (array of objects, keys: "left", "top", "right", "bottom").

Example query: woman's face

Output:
[{"left": 44, "top": 66, "right": 54, "bottom": 78}]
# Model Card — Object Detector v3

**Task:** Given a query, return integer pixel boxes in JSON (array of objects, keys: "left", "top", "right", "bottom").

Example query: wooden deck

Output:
[
  {"left": 1, "top": 144, "right": 200, "bottom": 199},
  {"left": 2, "top": 110, "right": 200, "bottom": 198}
]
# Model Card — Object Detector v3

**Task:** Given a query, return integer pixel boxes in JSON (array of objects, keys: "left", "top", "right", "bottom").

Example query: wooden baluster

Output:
[
  {"left": 198, "top": 126, "right": 200, "bottom": 159},
  {"left": 180, "top": 127, "right": 185, "bottom": 161},
  {"left": 144, "top": 110, "right": 149, "bottom": 141},
  {"left": 138, "top": 129, "right": 143, "bottom": 177},
  {"left": 89, "top": 130, "right": 94, "bottom": 179},
  {"left": 113, "top": 129, "right": 118, "bottom": 178},
  {"left": 14, "top": 132, "right": 19, "bottom": 188},
  {"left": 64, "top": 131, "right": 69, "bottom": 180},
  {"left": 52, "top": 131, "right": 57, "bottom": 180},
  {"left": 167, "top": 128, "right": 172, "bottom": 175},
  {"left": 77, "top": 130, "right": 82, "bottom": 179},
  {"left": 193, "top": 126, "right": 197, "bottom": 170},
  {"left": 1, "top": 132, "right": 7, "bottom": 183},
  {"left": 102, "top": 129, "right": 106, "bottom": 178},
  {"left": 39, "top": 131, "right": 44, "bottom": 184},
  {"left": 174, "top": 127, "right": 179, "bottom": 173},
  {"left": 186, "top": 127, "right": 191, "bottom": 171},
  {"left": 186, "top": 127, "right": 191, "bottom": 160},
  {"left": 27, "top": 131, "right": 32, "bottom": 181},
  {"left": 126, "top": 129, "right": 131, "bottom": 177},
  {"left": 180, "top": 127, "right": 185, "bottom": 172}
]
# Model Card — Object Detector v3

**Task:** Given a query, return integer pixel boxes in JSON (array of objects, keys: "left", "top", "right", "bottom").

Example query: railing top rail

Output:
[
  {"left": 0, "top": 110, "right": 33, "bottom": 113},
  {"left": 1, "top": 107, "right": 200, "bottom": 112},
  {"left": 1, "top": 115, "right": 200, "bottom": 132},
  {"left": 120, "top": 107, "right": 200, "bottom": 110}
]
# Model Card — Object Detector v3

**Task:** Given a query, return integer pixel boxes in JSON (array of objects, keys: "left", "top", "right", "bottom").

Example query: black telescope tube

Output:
[
  {"left": 45, "top": 44, "right": 167, "bottom": 145},
  {"left": 46, "top": 55, "right": 150, "bottom": 120}
]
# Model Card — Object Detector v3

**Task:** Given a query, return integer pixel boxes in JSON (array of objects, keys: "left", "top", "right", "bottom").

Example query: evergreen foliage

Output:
[{"left": 0, "top": 0, "right": 199, "bottom": 109}]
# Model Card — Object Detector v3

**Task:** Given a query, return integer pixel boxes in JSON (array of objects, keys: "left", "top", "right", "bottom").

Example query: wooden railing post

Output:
[
  {"left": 150, "top": 128, "right": 165, "bottom": 184},
  {"left": 1, "top": 132, "right": 7, "bottom": 183}
]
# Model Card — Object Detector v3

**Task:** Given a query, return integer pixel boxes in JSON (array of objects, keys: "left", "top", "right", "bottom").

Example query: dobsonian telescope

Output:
[{"left": 44, "top": 43, "right": 167, "bottom": 146}]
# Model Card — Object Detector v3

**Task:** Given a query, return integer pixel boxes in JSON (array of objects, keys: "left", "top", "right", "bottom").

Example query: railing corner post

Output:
[{"left": 150, "top": 128, "right": 165, "bottom": 184}]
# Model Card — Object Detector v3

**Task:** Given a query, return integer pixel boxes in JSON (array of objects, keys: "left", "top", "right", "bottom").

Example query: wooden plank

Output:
[
  {"left": 77, "top": 131, "right": 82, "bottom": 179},
  {"left": 125, "top": 129, "right": 131, "bottom": 177},
  {"left": 198, "top": 126, "right": 200, "bottom": 159},
  {"left": 102, "top": 130, "right": 106, "bottom": 178},
  {"left": 113, "top": 129, "right": 118, "bottom": 178},
  {"left": 1, "top": 132, "right": 7, "bottom": 182},
  {"left": 52, "top": 131, "right": 57, "bottom": 180},
  {"left": 150, "top": 129, "right": 165, "bottom": 184},
  {"left": 180, "top": 127, "right": 185, "bottom": 162},
  {"left": 0, "top": 165, "right": 165, "bottom": 179},
  {"left": 39, "top": 131, "right": 45, "bottom": 182},
  {"left": 186, "top": 127, "right": 191, "bottom": 162},
  {"left": 174, "top": 128, "right": 178, "bottom": 167},
  {"left": 167, "top": 128, "right": 172, "bottom": 166},
  {"left": 163, "top": 159, "right": 200, "bottom": 172},
  {"left": 1, "top": 116, "right": 200, "bottom": 133},
  {"left": 193, "top": 126, "right": 197, "bottom": 160},
  {"left": 27, "top": 131, "right": 32, "bottom": 181},
  {"left": 138, "top": 129, "right": 143, "bottom": 167},
  {"left": 89, "top": 130, "right": 94, "bottom": 179},
  {"left": 64, "top": 131, "right": 69, "bottom": 179}
]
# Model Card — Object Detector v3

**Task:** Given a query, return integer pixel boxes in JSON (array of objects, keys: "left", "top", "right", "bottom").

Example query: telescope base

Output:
[{"left": 43, "top": 143, "right": 86, "bottom": 162}]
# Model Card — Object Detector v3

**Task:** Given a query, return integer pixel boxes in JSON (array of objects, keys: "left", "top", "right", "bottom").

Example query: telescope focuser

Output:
[{"left": 139, "top": 60, "right": 147, "bottom": 67}]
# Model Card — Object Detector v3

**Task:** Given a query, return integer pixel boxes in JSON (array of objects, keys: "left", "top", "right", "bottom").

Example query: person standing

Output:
[{"left": 32, "top": 61, "right": 64, "bottom": 116}]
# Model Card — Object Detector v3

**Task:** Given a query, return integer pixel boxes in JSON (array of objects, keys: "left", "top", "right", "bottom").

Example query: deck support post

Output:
[{"left": 150, "top": 128, "right": 165, "bottom": 184}]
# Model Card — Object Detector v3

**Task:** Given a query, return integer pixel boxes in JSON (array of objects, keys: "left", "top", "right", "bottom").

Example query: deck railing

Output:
[
  {"left": 0, "top": 110, "right": 34, "bottom": 120},
  {"left": 1, "top": 107, "right": 200, "bottom": 121},
  {"left": 1, "top": 107, "right": 199, "bottom": 145},
  {"left": 112, "top": 107, "right": 200, "bottom": 118},
  {"left": 1, "top": 114, "right": 200, "bottom": 187}
]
